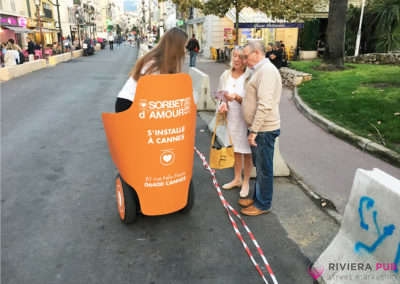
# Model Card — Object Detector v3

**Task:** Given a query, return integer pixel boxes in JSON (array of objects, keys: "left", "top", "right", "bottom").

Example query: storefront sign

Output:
[
  {"left": 1, "top": 16, "right": 18, "bottom": 26},
  {"left": 224, "top": 28, "right": 234, "bottom": 45},
  {"left": 18, "top": 17, "right": 27, "bottom": 27},
  {"left": 0, "top": 16, "right": 28, "bottom": 27},
  {"left": 238, "top": 23, "right": 304, "bottom": 29}
]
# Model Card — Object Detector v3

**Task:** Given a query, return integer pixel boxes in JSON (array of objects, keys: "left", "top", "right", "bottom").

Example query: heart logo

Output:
[
  {"left": 160, "top": 150, "right": 175, "bottom": 166},
  {"left": 163, "top": 154, "right": 172, "bottom": 163},
  {"left": 308, "top": 265, "right": 324, "bottom": 280}
]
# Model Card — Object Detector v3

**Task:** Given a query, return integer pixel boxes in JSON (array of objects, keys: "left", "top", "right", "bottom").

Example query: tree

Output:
[
  {"left": 202, "top": 0, "right": 317, "bottom": 45},
  {"left": 324, "top": 0, "right": 349, "bottom": 67},
  {"left": 159, "top": 0, "right": 203, "bottom": 19},
  {"left": 202, "top": 0, "right": 245, "bottom": 45},
  {"left": 371, "top": 0, "right": 400, "bottom": 52}
]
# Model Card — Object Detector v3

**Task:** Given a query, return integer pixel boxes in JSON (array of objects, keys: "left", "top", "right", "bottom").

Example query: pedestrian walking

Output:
[
  {"left": 186, "top": 34, "right": 200, "bottom": 67},
  {"left": 239, "top": 40, "right": 282, "bottom": 216},
  {"left": 109, "top": 33, "right": 114, "bottom": 50},
  {"left": 63, "top": 36, "right": 71, "bottom": 52},
  {"left": 216, "top": 46, "right": 253, "bottom": 198},
  {"left": 115, "top": 27, "right": 188, "bottom": 113}
]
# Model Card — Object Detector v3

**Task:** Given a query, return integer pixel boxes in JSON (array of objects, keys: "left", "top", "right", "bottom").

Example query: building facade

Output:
[
  {"left": 186, "top": 7, "right": 302, "bottom": 59},
  {"left": 25, "top": 0, "right": 58, "bottom": 48},
  {"left": 0, "top": 0, "right": 31, "bottom": 48}
]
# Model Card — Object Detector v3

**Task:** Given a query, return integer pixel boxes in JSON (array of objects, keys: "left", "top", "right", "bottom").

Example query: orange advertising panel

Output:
[{"left": 102, "top": 74, "right": 197, "bottom": 215}]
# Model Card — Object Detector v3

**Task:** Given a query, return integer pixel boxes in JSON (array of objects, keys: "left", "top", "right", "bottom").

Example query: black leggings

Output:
[{"left": 115, "top": 97, "right": 132, "bottom": 113}]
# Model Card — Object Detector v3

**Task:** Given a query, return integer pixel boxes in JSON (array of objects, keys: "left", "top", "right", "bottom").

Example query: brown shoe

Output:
[
  {"left": 238, "top": 198, "right": 254, "bottom": 207},
  {"left": 240, "top": 205, "right": 271, "bottom": 216}
]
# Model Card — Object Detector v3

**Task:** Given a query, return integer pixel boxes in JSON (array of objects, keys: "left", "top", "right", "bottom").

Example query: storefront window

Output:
[
  {"left": 43, "top": 3, "right": 53, "bottom": 19},
  {"left": 224, "top": 28, "right": 235, "bottom": 46}
]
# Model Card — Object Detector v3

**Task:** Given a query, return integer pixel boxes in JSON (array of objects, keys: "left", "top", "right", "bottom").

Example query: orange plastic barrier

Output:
[{"left": 102, "top": 74, "right": 197, "bottom": 215}]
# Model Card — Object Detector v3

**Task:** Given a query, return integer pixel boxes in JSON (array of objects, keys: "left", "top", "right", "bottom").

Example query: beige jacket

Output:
[{"left": 242, "top": 59, "right": 282, "bottom": 132}]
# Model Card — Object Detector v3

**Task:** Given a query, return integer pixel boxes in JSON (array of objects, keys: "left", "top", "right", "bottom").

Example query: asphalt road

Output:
[{"left": 1, "top": 45, "right": 326, "bottom": 284}]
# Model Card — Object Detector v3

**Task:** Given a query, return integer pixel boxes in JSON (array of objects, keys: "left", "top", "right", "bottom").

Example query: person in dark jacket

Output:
[
  {"left": 265, "top": 43, "right": 282, "bottom": 69},
  {"left": 186, "top": 34, "right": 200, "bottom": 67},
  {"left": 279, "top": 43, "right": 288, "bottom": 67},
  {"left": 27, "top": 38, "right": 35, "bottom": 55}
]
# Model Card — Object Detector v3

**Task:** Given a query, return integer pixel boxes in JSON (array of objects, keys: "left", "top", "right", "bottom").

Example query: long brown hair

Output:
[{"left": 132, "top": 28, "right": 188, "bottom": 81}]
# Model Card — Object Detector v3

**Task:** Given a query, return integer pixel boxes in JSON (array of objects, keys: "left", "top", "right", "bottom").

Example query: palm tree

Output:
[
  {"left": 371, "top": 0, "right": 400, "bottom": 52},
  {"left": 324, "top": 0, "right": 349, "bottom": 67}
]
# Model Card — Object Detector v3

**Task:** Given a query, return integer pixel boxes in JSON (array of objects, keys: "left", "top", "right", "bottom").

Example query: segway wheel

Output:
[
  {"left": 180, "top": 180, "right": 194, "bottom": 213},
  {"left": 115, "top": 174, "right": 137, "bottom": 224}
]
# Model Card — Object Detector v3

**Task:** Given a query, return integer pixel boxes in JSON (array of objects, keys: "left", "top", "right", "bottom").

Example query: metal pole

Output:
[
  {"left": 354, "top": 0, "right": 366, "bottom": 56},
  {"left": 55, "top": 0, "right": 64, "bottom": 53},
  {"left": 37, "top": 2, "right": 45, "bottom": 59},
  {"left": 78, "top": 24, "right": 81, "bottom": 48},
  {"left": 148, "top": 0, "right": 151, "bottom": 36}
]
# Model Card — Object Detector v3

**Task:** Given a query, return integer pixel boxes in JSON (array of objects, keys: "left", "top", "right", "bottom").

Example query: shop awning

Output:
[
  {"left": 2, "top": 26, "right": 34, "bottom": 33},
  {"left": 238, "top": 23, "right": 304, "bottom": 28}
]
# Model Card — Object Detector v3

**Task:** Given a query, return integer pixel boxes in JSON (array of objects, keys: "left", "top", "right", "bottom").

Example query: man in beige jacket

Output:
[{"left": 239, "top": 40, "right": 282, "bottom": 216}]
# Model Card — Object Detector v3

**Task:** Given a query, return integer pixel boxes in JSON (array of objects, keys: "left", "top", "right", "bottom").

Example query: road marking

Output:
[{"left": 194, "top": 146, "right": 278, "bottom": 284}]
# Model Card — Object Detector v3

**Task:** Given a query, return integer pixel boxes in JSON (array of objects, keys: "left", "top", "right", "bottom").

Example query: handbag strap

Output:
[{"left": 211, "top": 112, "right": 233, "bottom": 147}]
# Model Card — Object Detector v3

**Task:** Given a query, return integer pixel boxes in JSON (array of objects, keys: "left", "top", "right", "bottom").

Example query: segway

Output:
[{"left": 102, "top": 74, "right": 196, "bottom": 224}]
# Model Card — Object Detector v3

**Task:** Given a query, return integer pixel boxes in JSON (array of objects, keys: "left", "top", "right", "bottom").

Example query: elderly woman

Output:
[{"left": 217, "top": 46, "right": 253, "bottom": 198}]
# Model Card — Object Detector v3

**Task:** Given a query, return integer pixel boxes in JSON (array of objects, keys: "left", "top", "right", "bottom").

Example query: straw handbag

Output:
[{"left": 209, "top": 113, "right": 235, "bottom": 169}]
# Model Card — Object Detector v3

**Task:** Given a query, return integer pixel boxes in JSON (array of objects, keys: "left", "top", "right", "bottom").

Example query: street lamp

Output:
[
  {"left": 354, "top": 0, "right": 366, "bottom": 56},
  {"left": 34, "top": 0, "right": 45, "bottom": 59},
  {"left": 75, "top": 10, "right": 82, "bottom": 48}
]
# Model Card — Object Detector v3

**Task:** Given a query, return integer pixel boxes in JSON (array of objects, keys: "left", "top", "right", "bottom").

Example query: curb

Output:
[
  {"left": 293, "top": 88, "right": 400, "bottom": 168},
  {"left": 288, "top": 165, "right": 342, "bottom": 225}
]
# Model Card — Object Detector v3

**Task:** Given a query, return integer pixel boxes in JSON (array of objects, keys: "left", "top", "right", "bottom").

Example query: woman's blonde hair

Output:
[
  {"left": 131, "top": 28, "right": 188, "bottom": 81},
  {"left": 6, "top": 42, "right": 14, "bottom": 50},
  {"left": 230, "top": 46, "right": 246, "bottom": 72}
]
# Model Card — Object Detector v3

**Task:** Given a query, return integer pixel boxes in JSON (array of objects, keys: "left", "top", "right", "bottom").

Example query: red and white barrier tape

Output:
[{"left": 194, "top": 146, "right": 278, "bottom": 284}]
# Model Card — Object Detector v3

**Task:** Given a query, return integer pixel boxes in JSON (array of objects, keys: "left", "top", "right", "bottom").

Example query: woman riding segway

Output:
[{"left": 103, "top": 28, "right": 196, "bottom": 224}]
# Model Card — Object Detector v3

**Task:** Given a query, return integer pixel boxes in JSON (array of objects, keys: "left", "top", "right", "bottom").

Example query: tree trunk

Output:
[
  {"left": 235, "top": 1, "right": 239, "bottom": 45},
  {"left": 324, "top": 0, "right": 349, "bottom": 67}
]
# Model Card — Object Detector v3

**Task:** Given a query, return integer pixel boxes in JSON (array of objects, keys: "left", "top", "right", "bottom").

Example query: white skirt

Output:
[{"left": 227, "top": 101, "right": 251, "bottom": 154}]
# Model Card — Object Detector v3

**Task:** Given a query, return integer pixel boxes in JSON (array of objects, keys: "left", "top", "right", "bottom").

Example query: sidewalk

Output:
[{"left": 194, "top": 61, "right": 400, "bottom": 215}]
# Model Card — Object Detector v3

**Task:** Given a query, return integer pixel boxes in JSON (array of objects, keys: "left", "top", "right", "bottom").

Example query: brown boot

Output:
[
  {"left": 241, "top": 205, "right": 271, "bottom": 216},
  {"left": 238, "top": 198, "right": 254, "bottom": 207}
]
